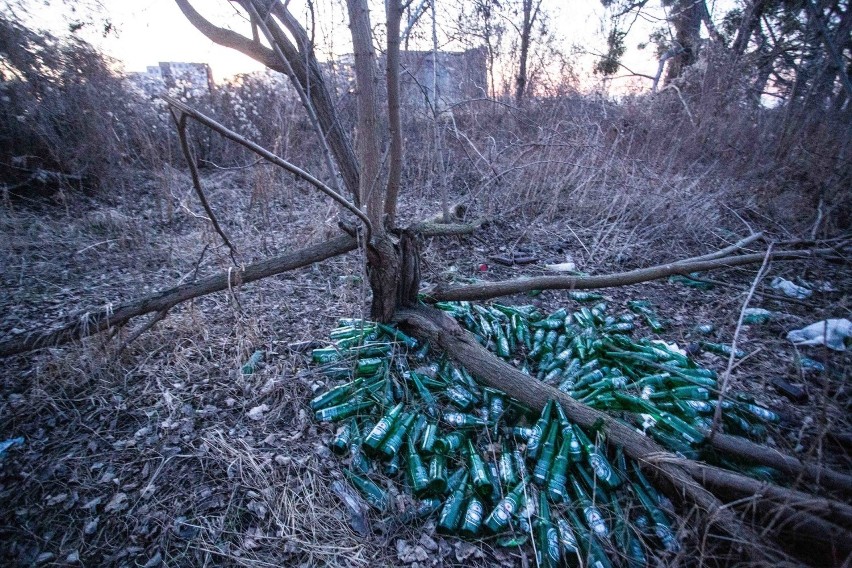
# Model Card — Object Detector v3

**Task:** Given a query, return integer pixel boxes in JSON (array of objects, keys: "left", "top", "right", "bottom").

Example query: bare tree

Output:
[{"left": 2, "top": 1, "right": 850, "bottom": 563}]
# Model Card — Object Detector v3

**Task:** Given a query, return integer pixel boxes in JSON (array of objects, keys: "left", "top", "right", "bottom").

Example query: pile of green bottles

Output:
[
  {"left": 435, "top": 300, "right": 780, "bottom": 454},
  {"left": 308, "top": 300, "right": 780, "bottom": 563}
]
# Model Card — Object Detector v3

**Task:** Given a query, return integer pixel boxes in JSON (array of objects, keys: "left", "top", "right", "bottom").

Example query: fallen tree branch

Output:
[
  {"left": 172, "top": 111, "right": 239, "bottom": 263},
  {"left": 162, "top": 96, "right": 373, "bottom": 239},
  {"left": 675, "top": 458, "right": 852, "bottom": 563},
  {"left": 397, "top": 306, "right": 814, "bottom": 564},
  {"left": 684, "top": 232, "right": 763, "bottom": 262},
  {"left": 427, "top": 246, "right": 841, "bottom": 301},
  {"left": 0, "top": 235, "right": 357, "bottom": 358},
  {"left": 413, "top": 219, "right": 484, "bottom": 236},
  {"left": 708, "top": 432, "right": 852, "bottom": 495},
  {"left": 677, "top": 458, "right": 852, "bottom": 529}
]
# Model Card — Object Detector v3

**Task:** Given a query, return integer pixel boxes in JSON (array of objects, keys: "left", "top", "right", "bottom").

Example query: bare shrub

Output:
[{"left": 0, "top": 13, "right": 157, "bottom": 196}]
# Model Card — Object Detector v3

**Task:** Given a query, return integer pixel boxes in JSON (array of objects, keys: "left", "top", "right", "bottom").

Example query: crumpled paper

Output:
[{"left": 787, "top": 319, "right": 852, "bottom": 351}]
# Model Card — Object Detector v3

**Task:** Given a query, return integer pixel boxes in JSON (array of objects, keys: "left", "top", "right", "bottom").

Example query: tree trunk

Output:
[
  {"left": 514, "top": 0, "right": 538, "bottom": 104},
  {"left": 664, "top": 0, "right": 703, "bottom": 83},
  {"left": 368, "top": 231, "right": 421, "bottom": 322}
]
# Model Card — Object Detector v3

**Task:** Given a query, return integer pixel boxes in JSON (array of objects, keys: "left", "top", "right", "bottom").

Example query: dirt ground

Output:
[{"left": 0, "top": 169, "right": 849, "bottom": 567}]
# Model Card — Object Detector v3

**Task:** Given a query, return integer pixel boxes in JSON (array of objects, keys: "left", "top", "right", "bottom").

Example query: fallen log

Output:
[
  {"left": 427, "top": 247, "right": 841, "bottom": 302},
  {"left": 397, "top": 305, "right": 851, "bottom": 565},
  {"left": 0, "top": 235, "right": 357, "bottom": 357}
]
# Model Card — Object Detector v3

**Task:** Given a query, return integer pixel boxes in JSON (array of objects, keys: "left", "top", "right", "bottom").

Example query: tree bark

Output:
[
  {"left": 664, "top": 0, "right": 703, "bottom": 83},
  {"left": 384, "top": 0, "right": 404, "bottom": 225},
  {"left": 0, "top": 235, "right": 357, "bottom": 357},
  {"left": 514, "top": 0, "right": 540, "bottom": 105}
]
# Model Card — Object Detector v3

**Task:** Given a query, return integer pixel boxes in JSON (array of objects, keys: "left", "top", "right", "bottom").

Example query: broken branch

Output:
[
  {"left": 0, "top": 235, "right": 357, "bottom": 357},
  {"left": 428, "top": 246, "right": 840, "bottom": 301}
]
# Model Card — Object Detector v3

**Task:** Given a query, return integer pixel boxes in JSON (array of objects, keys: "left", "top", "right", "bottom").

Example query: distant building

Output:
[
  {"left": 335, "top": 48, "right": 488, "bottom": 111},
  {"left": 127, "top": 62, "right": 214, "bottom": 99},
  {"left": 396, "top": 48, "right": 488, "bottom": 110}
]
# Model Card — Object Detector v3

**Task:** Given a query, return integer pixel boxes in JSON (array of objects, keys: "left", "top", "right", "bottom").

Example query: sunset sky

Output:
[{"left": 26, "top": 0, "right": 729, "bottom": 90}]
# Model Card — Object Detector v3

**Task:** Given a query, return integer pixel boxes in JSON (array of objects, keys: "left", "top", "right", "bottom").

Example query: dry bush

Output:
[{"left": 0, "top": 13, "right": 160, "bottom": 196}]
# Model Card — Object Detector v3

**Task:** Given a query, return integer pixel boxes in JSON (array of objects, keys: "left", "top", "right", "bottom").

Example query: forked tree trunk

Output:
[{"left": 368, "top": 231, "right": 421, "bottom": 322}]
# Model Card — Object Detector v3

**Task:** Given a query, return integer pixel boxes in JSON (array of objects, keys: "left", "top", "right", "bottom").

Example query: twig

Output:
[
  {"left": 114, "top": 309, "right": 169, "bottom": 358},
  {"left": 710, "top": 245, "right": 773, "bottom": 440},
  {"left": 683, "top": 233, "right": 763, "bottom": 263},
  {"left": 162, "top": 96, "right": 372, "bottom": 240},
  {"left": 171, "top": 110, "right": 239, "bottom": 264}
]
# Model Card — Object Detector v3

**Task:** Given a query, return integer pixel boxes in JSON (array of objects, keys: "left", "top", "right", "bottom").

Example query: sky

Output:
[
  {"left": 72, "top": 0, "right": 624, "bottom": 83},
  {"left": 19, "top": 0, "right": 730, "bottom": 89}
]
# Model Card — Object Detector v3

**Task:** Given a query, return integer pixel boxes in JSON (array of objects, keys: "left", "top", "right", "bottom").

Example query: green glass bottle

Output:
[
  {"left": 442, "top": 412, "right": 488, "bottom": 429},
  {"left": 384, "top": 452, "right": 401, "bottom": 476},
  {"left": 376, "top": 322, "right": 418, "bottom": 348},
  {"left": 493, "top": 323, "right": 511, "bottom": 357},
  {"left": 532, "top": 422, "right": 558, "bottom": 486},
  {"left": 445, "top": 467, "right": 467, "bottom": 496},
  {"left": 433, "top": 431, "right": 466, "bottom": 454},
  {"left": 362, "top": 402, "right": 404, "bottom": 456},
  {"left": 459, "top": 494, "right": 485, "bottom": 537},
  {"left": 735, "top": 402, "right": 780, "bottom": 423},
  {"left": 555, "top": 518, "right": 581, "bottom": 567},
  {"left": 631, "top": 480, "right": 680, "bottom": 552},
  {"left": 331, "top": 421, "right": 353, "bottom": 455},
  {"left": 569, "top": 473, "right": 609, "bottom": 539},
  {"left": 700, "top": 341, "right": 745, "bottom": 358},
  {"left": 527, "top": 399, "right": 554, "bottom": 461},
  {"left": 509, "top": 426, "right": 535, "bottom": 440},
  {"left": 314, "top": 399, "right": 373, "bottom": 422},
  {"left": 466, "top": 440, "right": 494, "bottom": 497},
  {"left": 349, "top": 421, "right": 372, "bottom": 474},
  {"left": 408, "top": 372, "right": 439, "bottom": 418},
  {"left": 309, "top": 377, "right": 361, "bottom": 410},
  {"left": 570, "top": 291, "right": 603, "bottom": 302},
  {"left": 609, "top": 493, "right": 646, "bottom": 568},
  {"left": 419, "top": 421, "right": 438, "bottom": 453},
  {"left": 484, "top": 481, "right": 525, "bottom": 533},
  {"left": 613, "top": 392, "right": 705, "bottom": 446},
  {"left": 546, "top": 435, "right": 571, "bottom": 502},
  {"left": 437, "top": 474, "right": 469, "bottom": 534},
  {"left": 355, "top": 357, "right": 384, "bottom": 377},
  {"left": 571, "top": 425, "right": 620, "bottom": 489},
  {"left": 343, "top": 469, "right": 388, "bottom": 511},
  {"left": 379, "top": 412, "right": 415, "bottom": 459},
  {"left": 499, "top": 438, "right": 520, "bottom": 487},
  {"left": 651, "top": 386, "right": 710, "bottom": 401},
  {"left": 405, "top": 434, "right": 430, "bottom": 497},
  {"left": 536, "top": 490, "right": 561, "bottom": 568},
  {"left": 565, "top": 507, "right": 613, "bottom": 568},
  {"left": 426, "top": 452, "right": 448, "bottom": 496},
  {"left": 445, "top": 384, "right": 477, "bottom": 411},
  {"left": 311, "top": 346, "right": 341, "bottom": 364},
  {"left": 487, "top": 388, "right": 506, "bottom": 426}
]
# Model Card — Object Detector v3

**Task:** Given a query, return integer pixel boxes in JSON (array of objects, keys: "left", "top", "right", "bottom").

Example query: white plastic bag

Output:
[
  {"left": 770, "top": 277, "right": 813, "bottom": 299},
  {"left": 787, "top": 319, "right": 852, "bottom": 351}
]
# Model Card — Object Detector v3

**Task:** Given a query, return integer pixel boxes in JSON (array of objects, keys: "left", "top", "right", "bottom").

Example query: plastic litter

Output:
[
  {"left": 787, "top": 319, "right": 852, "bottom": 351},
  {"left": 0, "top": 437, "right": 24, "bottom": 458},
  {"left": 770, "top": 277, "right": 812, "bottom": 299},
  {"left": 240, "top": 350, "right": 265, "bottom": 375},
  {"left": 742, "top": 308, "right": 772, "bottom": 325}
]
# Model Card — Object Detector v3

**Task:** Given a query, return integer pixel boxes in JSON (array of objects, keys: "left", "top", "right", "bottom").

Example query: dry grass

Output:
[{"left": 1, "top": 94, "right": 850, "bottom": 567}]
